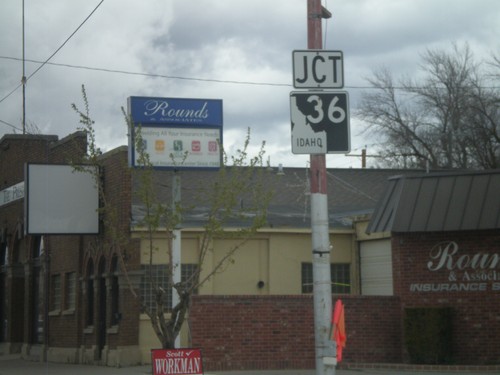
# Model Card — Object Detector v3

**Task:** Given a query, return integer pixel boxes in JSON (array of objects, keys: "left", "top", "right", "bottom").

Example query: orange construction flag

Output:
[{"left": 332, "top": 299, "right": 346, "bottom": 362}]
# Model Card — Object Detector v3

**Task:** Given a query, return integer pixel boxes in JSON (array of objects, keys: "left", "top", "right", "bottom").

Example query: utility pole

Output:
[
  {"left": 346, "top": 148, "right": 367, "bottom": 168},
  {"left": 346, "top": 148, "right": 385, "bottom": 168},
  {"left": 307, "top": 1, "right": 336, "bottom": 375}
]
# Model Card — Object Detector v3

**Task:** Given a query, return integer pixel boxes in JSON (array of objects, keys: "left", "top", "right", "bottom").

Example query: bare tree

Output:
[
  {"left": 490, "top": 53, "right": 500, "bottom": 76},
  {"left": 72, "top": 86, "right": 273, "bottom": 349},
  {"left": 357, "top": 43, "right": 500, "bottom": 169}
]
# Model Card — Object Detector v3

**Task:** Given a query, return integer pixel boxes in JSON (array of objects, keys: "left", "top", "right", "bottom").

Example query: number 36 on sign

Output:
[{"left": 290, "top": 91, "right": 350, "bottom": 154}]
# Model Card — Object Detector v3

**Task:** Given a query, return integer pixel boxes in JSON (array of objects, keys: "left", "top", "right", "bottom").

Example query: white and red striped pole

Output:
[{"left": 307, "top": 1, "right": 335, "bottom": 375}]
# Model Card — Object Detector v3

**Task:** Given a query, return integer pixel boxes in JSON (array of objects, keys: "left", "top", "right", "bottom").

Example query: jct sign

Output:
[
  {"left": 151, "top": 348, "right": 203, "bottom": 375},
  {"left": 293, "top": 50, "right": 344, "bottom": 89}
]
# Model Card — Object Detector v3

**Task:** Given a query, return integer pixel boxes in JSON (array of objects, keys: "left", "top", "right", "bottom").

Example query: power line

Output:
[
  {"left": 0, "top": 119, "right": 23, "bottom": 132},
  {"left": 0, "top": 1, "right": 104, "bottom": 105},
  {"left": 25, "top": 0, "right": 105, "bottom": 83},
  {"left": 326, "top": 170, "right": 378, "bottom": 202},
  {"left": 0, "top": 56, "right": 291, "bottom": 88},
  {"left": 3, "top": 55, "right": 498, "bottom": 93},
  {"left": 0, "top": 85, "right": 22, "bottom": 106}
]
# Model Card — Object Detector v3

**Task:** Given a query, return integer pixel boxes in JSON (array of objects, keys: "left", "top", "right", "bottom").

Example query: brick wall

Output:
[
  {"left": 392, "top": 229, "right": 500, "bottom": 364},
  {"left": 0, "top": 132, "right": 87, "bottom": 350},
  {"left": 189, "top": 294, "right": 402, "bottom": 371},
  {"left": 189, "top": 231, "right": 500, "bottom": 372},
  {"left": 340, "top": 295, "right": 402, "bottom": 363},
  {"left": 48, "top": 235, "right": 84, "bottom": 348},
  {"left": 98, "top": 147, "right": 141, "bottom": 347},
  {"left": 0, "top": 134, "right": 58, "bottom": 188}
]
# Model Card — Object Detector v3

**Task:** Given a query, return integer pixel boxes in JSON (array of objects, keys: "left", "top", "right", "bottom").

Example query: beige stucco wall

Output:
[
  {"left": 135, "top": 227, "right": 356, "bottom": 362},
  {"left": 267, "top": 230, "right": 354, "bottom": 294},
  {"left": 354, "top": 218, "right": 390, "bottom": 241},
  {"left": 136, "top": 228, "right": 355, "bottom": 295}
]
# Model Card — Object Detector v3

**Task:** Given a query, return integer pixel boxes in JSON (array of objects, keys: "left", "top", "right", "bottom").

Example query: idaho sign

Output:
[
  {"left": 290, "top": 49, "right": 350, "bottom": 154},
  {"left": 290, "top": 91, "right": 350, "bottom": 154}
]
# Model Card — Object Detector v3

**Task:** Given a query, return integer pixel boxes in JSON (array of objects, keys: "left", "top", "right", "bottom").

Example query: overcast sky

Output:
[{"left": 1, "top": 0, "right": 499, "bottom": 168}]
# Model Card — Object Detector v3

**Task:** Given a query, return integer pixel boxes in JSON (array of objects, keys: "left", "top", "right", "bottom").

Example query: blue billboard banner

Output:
[
  {"left": 127, "top": 96, "right": 223, "bottom": 170},
  {"left": 128, "top": 96, "right": 223, "bottom": 127}
]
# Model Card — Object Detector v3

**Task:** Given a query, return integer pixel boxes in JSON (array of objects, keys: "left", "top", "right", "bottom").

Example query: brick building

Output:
[
  {"left": 0, "top": 132, "right": 142, "bottom": 365},
  {"left": 2, "top": 131, "right": 499, "bottom": 370},
  {"left": 188, "top": 170, "right": 500, "bottom": 370},
  {"left": 1, "top": 132, "right": 87, "bottom": 358},
  {"left": 366, "top": 171, "right": 500, "bottom": 365}
]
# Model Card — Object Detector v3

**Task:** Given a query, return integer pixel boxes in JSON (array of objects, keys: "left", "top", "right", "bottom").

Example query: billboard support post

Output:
[{"left": 172, "top": 172, "right": 181, "bottom": 348}]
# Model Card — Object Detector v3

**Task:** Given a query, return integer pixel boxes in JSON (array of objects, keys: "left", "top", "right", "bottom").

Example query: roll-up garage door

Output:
[{"left": 360, "top": 239, "right": 393, "bottom": 295}]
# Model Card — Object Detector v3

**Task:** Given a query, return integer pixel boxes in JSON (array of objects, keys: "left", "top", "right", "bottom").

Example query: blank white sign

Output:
[{"left": 25, "top": 164, "right": 99, "bottom": 234}]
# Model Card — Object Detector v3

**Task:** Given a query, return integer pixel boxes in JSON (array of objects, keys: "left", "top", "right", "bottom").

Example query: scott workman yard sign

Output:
[{"left": 151, "top": 348, "right": 203, "bottom": 375}]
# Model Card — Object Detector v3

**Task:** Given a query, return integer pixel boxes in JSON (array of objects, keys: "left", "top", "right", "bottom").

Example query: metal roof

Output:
[
  {"left": 131, "top": 167, "right": 412, "bottom": 230},
  {"left": 366, "top": 169, "right": 500, "bottom": 233}
]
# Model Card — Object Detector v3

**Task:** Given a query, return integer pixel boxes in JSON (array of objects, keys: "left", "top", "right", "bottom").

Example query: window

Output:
[
  {"left": 331, "top": 263, "right": 351, "bottom": 294},
  {"left": 301, "top": 263, "right": 351, "bottom": 294},
  {"left": 0, "top": 274, "right": 5, "bottom": 342},
  {"left": 65, "top": 272, "right": 76, "bottom": 310},
  {"left": 86, "top": 261, "right": 94, "bottom": 326},
  {"left": 51, "top": 274, "right": 62, "bottom": 311},
  {"left": 0, "top": 241, "right": 8, "bottom": 266},
  {"left": 141, "top": 264, "right": 198, "bottom": 313},
  {"left": 31, "top": 236, "right": 44, "bottom": 259},
  {"left": 110, "top": 256, "right": 120, "bottom": 325}
]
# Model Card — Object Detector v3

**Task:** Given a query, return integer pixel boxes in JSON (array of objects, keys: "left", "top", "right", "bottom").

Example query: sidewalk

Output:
[{"left": 0, "top": 356, "right": 497, "bottom": 375}]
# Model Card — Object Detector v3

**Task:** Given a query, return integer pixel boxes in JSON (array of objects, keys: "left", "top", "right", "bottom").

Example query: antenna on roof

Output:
[
  {"left": 267, "top": 156, "right": 273, "bottom": 172},
  {"left": 277, "top": 164, "right": 285, "bottom": 176},
  {"left": 22, "top": 0, "right": 26, "bottom": 134}
]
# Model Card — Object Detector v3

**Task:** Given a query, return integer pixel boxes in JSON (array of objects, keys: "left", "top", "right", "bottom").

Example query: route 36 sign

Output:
[{"left": 290, "top": 91, "right": 350, "bottom": 154}]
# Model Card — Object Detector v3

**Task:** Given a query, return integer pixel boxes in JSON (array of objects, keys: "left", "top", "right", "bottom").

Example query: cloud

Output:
[{"left": 1, "top": 0, "right": 499, "bottom": 168}]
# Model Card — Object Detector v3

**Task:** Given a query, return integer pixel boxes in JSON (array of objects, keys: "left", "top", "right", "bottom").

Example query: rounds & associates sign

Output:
[
  {"left": 128, "top": 96, "right": 223, "bottom": 170},
  {"left": 410, "top": 241, "right": 500, "bottom": 292}
]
